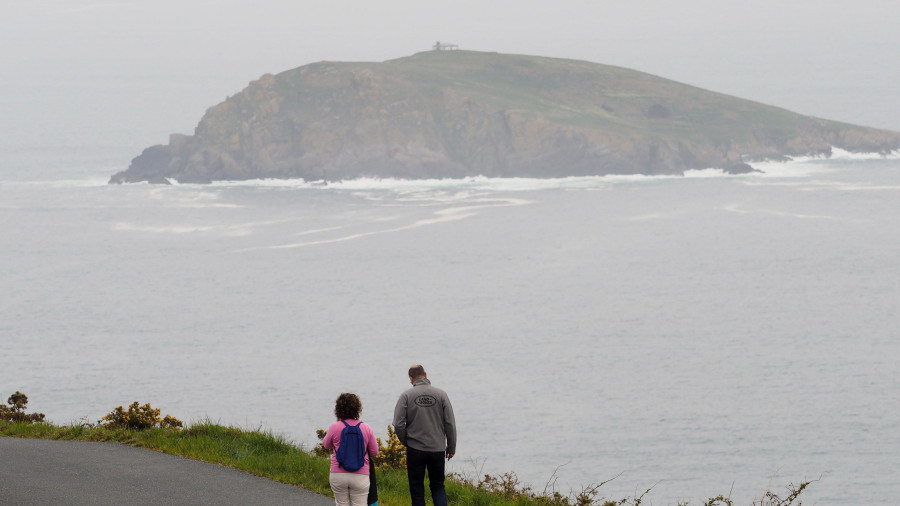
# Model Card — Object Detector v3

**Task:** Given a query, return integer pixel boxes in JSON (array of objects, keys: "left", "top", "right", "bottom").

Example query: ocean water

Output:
[
  {"left": 3, "top": 54, "right": 900, "bottom": 505},
  {"left": 3, "top": 151, "right": 900, "bottom": 504}
]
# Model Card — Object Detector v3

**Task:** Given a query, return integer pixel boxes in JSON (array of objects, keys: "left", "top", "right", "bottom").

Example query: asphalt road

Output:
[{"left": 0, "top": 437, "right": 334, "bottom": 505}]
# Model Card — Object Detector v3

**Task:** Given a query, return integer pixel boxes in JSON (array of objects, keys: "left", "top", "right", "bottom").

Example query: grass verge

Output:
[
  {"left": 1, "top": 419, "right": 813, "bottom": 505},
  {"left": 0, "top": 420, "right": 546, "bottom": 505}
]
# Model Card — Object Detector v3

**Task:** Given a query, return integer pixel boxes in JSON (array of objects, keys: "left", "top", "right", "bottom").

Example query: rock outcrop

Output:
[{"left": 110, "top": 51, "right": 900, "bottom": 184}]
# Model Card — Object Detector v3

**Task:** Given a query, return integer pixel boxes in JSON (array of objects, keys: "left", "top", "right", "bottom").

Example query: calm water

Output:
[{"left": 3, "top": 153, "right": 899, "bottom": 504}]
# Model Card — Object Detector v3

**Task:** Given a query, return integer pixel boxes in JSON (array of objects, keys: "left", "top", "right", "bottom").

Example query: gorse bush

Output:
[
  {"left": 313, "top": 428, "right": 331, "bottom": 457},
  {"left": 314, "top": 424, "right": 406, "bottom": 470},
  {"left": 0, "top": 392, "right": 45, "bottom": 423},
  {"left": 99, "top": 402, "right": 183, "bottom": 430},
  {"left": 1, "top": 394, "right": 815, "bottom": 506},
  {"left": 373, "top": 424, "right": 406, "bottom": 470}
]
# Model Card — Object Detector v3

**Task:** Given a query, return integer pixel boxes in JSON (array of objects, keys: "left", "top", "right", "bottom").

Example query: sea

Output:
[{"left": 3, "top": 66, "right": 900, "bottom": 505}]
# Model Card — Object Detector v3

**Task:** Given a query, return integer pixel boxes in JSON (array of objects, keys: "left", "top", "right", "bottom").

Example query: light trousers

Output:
[{"left": 330, "top": 471, "right": 370, "bottom": 506}]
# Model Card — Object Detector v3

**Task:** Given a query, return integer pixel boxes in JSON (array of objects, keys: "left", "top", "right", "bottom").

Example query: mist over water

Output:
[
  {"left": 3, "top": 155, "right": 900, "bottom": 504},
  {"left": 3, "top": 12, "right": 900, "bottom": 497},
  {"left": 3, "top": 5, "right": 900, "bottom": 505}
]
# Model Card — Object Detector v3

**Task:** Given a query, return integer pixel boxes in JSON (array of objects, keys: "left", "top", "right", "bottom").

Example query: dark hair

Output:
[
  {"left": 408, "top": 364, "right": 426, "bottom": 379},
  {"left": 334, "top": 393, "right": 362, "bottom": 420}
]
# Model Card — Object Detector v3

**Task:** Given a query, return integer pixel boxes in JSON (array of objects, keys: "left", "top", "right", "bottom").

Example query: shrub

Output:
[
  {"left": 0, "top": 391, "right": 45, "bottom": 423},
  {"left": 447, "top": 466, "right": 814, "bottom": 506},
  {"left": 750, "top": 480, "right": 814, "bottom": 506},
  {"left": 313, "top": 428, "right": 332, "bottom": 457},
  {"left": 99, "top": 402, "right": 183, "bottom": 430},
  {"left": 314, "top": 424, "right": 407, "bottom": 470},
  {"left": 374, "top": 425, "right": 406, "bottom": 470}
]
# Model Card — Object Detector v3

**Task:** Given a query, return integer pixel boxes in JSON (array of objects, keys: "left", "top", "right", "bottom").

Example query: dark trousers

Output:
[{"left": 406, "top": 447, "right": 447, "bottom": 506}]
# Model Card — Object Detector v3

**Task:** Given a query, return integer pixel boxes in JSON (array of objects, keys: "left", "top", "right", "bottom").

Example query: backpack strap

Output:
[
  {"left": 349, "top": 420, "right": 369, "bottom": 453},
  {"left": 341, "top": 420, "right": 365, "bottom": 445}
]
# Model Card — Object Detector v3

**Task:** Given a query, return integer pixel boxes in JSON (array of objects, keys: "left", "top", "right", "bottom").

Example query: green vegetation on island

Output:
[
  {"left": 111, "top": 50, "right": 900, "bottom": 184},
  {"left": 2, "top": 392, "right": 813, "bottom": 505}
]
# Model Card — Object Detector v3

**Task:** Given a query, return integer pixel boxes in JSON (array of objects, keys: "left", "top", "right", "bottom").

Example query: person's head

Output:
[
  {"left": 408, "top": 364, "right": 427, "bottom": 383},
  {"left": 334, "top": 392, "right": 362, "bottom": 420}
]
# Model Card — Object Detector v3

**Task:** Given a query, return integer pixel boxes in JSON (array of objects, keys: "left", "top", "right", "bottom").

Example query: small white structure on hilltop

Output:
[{"left": 432, "top": 41, "right": 459, "bottom": 51}]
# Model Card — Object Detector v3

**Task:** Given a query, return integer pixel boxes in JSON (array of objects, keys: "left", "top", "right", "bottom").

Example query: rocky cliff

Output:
[{"left": 110, "top": 51, "right": 900, "bottom": 184}]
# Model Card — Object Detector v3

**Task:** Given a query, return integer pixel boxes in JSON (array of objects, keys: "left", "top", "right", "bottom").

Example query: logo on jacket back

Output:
[{"left": 414, "top": 395, "right": 437, "bottom": 407}]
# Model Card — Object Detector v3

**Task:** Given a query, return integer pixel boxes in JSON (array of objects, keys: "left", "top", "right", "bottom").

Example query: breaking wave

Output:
[
  {"left": 14, "top": 147, "right": 896, "bottom": 191},
  {"left": 201, "top": 147, "right": 899, "bottom": 191}
]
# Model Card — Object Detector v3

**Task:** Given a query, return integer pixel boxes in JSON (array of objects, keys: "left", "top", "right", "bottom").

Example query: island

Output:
[{"left": 110, "top": 50, "right": 900, "bottom": 184}]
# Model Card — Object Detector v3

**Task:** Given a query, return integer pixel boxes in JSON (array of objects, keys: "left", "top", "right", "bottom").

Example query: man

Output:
[{"left": 392, "top": 364, "right": 457, "bottom": 506}]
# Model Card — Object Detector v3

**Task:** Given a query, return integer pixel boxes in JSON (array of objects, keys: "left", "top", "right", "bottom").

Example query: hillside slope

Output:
[{"left": 110, "top": 51, "right": 900, "bottom": 183}]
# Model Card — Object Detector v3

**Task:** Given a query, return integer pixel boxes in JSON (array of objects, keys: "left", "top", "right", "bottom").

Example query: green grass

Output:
[
  {"left": 0, "top": 420, "right": 556, "bottom": 505},
  {"left": 264, "top": 49, "right": 870, "bottom": 152},
  {"left": 1, "top": 419, "right": 813, "bottom": 506}
]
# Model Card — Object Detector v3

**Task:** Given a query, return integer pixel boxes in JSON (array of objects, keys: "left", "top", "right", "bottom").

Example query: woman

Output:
[{"left": 322, "top": 392, "right": 379, "bottom": 506}]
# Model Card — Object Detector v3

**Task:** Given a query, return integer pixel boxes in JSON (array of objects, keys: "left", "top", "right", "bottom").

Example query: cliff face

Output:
[{"left": 111, "top": 51, "right": 900, "bottom": 184}]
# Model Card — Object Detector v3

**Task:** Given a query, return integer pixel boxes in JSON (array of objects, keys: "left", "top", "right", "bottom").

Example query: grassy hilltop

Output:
[{"left": 111, "top": 50, "right": 900, "bottom": 183}]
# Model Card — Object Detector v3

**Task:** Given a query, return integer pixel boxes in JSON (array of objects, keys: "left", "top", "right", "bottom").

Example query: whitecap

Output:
[
  {"left": 828, "top": 147, "right": 900, "bottom": 160},
  {"left": 88, "top": 148, "right": 900, "bottom": 192},
  {"left": 683, "top": 168, "right": 731, "bottom": 178},
  {"left": 206, "top": 173, "right": 718, "bottom": 194}
]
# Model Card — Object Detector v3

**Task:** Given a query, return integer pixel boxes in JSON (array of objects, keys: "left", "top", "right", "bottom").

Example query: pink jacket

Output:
[{"left": 322, "top": 419, "right": 379, "bottom": 474}]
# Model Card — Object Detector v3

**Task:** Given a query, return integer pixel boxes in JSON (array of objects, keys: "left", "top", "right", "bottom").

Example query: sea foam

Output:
[{"left": 67, "top": 146, "right": 900, "bottom": 191}]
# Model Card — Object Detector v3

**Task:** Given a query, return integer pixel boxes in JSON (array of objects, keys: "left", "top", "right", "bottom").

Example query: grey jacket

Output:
[{"left": 392, "top": 378, "right": 457, "bottom": 454}]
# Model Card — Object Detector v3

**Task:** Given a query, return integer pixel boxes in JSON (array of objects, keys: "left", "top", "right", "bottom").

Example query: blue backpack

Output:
[{"left": 335, "top": 420, "right": 366, "bottom": 471}]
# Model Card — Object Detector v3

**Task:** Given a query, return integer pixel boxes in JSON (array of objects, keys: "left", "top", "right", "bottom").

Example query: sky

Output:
[{"left": 3, "top": 0, "right": 899, "bottom": 146}]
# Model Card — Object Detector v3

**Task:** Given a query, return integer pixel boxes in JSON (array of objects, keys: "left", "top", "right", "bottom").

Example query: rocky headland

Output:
[{"left": 110, "top": 50, "right": 900, "bottom": 184}]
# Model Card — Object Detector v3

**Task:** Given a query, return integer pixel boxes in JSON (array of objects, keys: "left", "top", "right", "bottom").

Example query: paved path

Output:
[{"left": 0, "top": 437, "right": 334, "bottom": 505}]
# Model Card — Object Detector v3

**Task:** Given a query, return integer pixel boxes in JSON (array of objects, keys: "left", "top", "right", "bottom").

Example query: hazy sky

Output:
[{"left": 3, "top": 0, "right": 899, "bottom": 134}]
